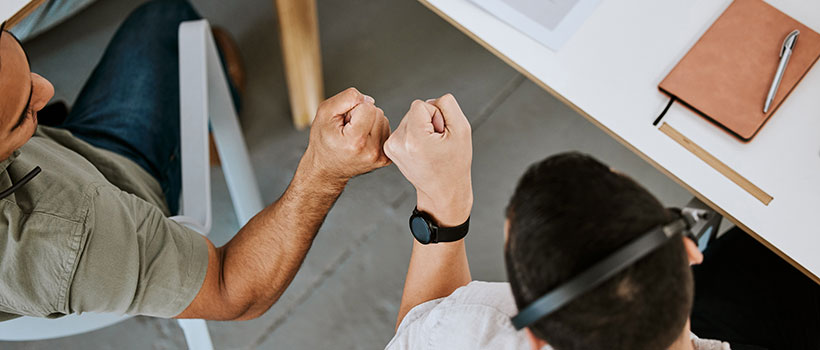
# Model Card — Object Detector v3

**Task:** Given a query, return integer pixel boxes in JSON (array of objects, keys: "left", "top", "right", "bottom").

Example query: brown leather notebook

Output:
[{"left": 659, "top": 0, "right": 820, "bottom": 141}]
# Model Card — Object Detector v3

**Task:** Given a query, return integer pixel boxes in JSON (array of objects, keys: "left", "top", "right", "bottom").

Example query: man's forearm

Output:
[
  {"left": 178, "top": 88, "right": 390, "bottom": 321},
  {"left": 215, "top": 159, "right": 346, "bottom": 319},
  {"left": 395, "top": 193, "right": 473, "bottom": 329},
  {"left": 220, "top": 157, "right": 345, "bottom": 318},
  {"left": 381, "top": 94, "right": 475, "bottom": 330},
  {"left": 396, "top": 239, "right": 471, "bottom": 329}
]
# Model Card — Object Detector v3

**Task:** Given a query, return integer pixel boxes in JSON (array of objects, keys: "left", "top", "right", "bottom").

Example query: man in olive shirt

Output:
[{"left": 0, "top": 0, "right": 391, "bottom": 321}]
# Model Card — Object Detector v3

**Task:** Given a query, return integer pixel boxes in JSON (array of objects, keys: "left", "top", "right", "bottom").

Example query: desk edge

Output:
[{"left": 416, "top": 0, "right": 820, "bottom": 285}]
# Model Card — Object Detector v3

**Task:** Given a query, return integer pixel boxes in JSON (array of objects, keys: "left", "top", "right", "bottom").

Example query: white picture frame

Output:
[{"left": 470, "top": 0, "right": 603, "bottom": 50}]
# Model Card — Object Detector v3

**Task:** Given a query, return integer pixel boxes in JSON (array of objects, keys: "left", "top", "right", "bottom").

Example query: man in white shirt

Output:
[{"left": 381, "top": 94, "right": 731, "bottom": 350}]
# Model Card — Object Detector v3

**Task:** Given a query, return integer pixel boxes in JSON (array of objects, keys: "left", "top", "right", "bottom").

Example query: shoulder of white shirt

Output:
[{"left": 388, "top": 281, "right": 732, "bottom": 350}]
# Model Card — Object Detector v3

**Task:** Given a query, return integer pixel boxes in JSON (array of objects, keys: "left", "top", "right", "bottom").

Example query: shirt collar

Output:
[{"left": 0, "top": 150, "right": 21, "bottom": 175}]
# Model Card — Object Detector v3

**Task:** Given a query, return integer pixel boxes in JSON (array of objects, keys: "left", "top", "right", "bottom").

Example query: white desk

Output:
[
  {"left": 1, "top": 0, "right": 43, "bottom": 27},
  {"left": 420, "top": 0, "right": 820, "bottom": 282}
]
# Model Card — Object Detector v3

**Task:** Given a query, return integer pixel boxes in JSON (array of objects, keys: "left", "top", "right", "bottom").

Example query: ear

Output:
[
  {"left": 682, "top": 236, "right": 703, "bottom": 265},
  {"left": 504, "top": 219, "right": 511, "bottom": 243},
  {"left": 525, "top": 328, "right": 548, "bottom": 350}
]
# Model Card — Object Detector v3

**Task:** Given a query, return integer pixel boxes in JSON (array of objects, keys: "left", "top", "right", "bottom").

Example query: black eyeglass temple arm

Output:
[{"left": 0, "top": 166, "right": 41, "bottom": 200}]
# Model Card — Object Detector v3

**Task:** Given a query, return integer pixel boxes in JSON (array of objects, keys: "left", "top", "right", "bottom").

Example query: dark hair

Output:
[{"left": 504, "top": 152, "right": 693, "bottom": 350}]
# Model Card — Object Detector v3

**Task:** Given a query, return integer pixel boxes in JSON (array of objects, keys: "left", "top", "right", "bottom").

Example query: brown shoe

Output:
[
  {"left": 208, "top": 27, "right": 246, "bottom": 166},
  {"left": 211, "top": 27, "right": 246, "bottom": 95}
]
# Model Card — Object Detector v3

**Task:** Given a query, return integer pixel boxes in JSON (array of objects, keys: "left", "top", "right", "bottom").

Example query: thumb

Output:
[
  {"left": 428, "top": 93, "right": 469, "bottom": 132},
  {"left": 383, "top": 122, "right": 406, "bottom": 163},
  {"left": 318, "top": 87, "right": 374, "bottom": 123},
  {"left": 430, "top": 105, "right": 445, "bottom": 133},
  {"left": 406, "top": 100, "right": 440, "bottom": 134},
  {"left": 343, "top": 103, "right": 378, "bottom": 138}
]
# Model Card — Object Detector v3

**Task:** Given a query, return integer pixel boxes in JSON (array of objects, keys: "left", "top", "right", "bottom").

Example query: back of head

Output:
[{"left": 504, "top": 152, "right": 693, "bottom": 350}]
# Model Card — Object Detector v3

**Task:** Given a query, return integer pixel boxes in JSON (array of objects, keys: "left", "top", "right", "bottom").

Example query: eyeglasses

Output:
[{"left": 0, "top": 165, "right": 41, "bottom": 200}]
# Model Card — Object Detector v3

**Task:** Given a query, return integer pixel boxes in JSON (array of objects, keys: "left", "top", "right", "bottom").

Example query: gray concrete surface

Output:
[{"left": 2, "top": 0, "right": 691, "bottom": 348}]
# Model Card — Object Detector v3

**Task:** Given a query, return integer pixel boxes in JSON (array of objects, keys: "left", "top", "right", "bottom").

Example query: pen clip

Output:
[{"left": 780, "top": 30, "right": 800, "bottom": 57}]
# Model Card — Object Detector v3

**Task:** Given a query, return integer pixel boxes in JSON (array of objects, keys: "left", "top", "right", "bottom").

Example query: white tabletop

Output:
[
  {"left": 1, "top": 0, "right": 28, "bottom": 19},
  {"left": 2, "top": 0, "right": 36, "bottom": 24},
  {"left": 421, "top": 0, "right": 820, "bottom": 281}
]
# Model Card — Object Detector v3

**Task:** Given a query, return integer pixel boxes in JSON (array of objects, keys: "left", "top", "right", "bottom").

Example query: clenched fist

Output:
[
  {"left": 300, "top": 88, "right": 392, "bottom": 185},
  {"left": 384, "top": 94, "right": 473, "bottom": 226}
]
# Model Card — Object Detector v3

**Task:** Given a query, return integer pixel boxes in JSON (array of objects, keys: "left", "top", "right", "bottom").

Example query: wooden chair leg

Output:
[{"left": 274, "top": 0, "right": 325, "bottom": 129}]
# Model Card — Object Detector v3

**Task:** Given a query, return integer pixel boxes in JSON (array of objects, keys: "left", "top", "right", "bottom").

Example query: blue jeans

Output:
[{"left": 58, "top": 0, "right": 239, "bottom": 214}]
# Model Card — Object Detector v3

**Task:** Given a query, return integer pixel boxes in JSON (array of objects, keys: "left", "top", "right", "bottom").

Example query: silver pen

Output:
[{"left": 764, "top": 29, "right": 800, "bottom": 113}]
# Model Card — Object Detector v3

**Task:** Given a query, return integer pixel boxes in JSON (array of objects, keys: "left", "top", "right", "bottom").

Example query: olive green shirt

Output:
[{"left": 0, "top": 126, "right": 208, "bottom": 321}]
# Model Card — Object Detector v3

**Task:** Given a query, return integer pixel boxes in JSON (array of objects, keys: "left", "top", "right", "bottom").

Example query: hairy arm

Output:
[
  {"left": 177, "top": 157, "right": 345, "bottom": 320},
  {"left": 177, "top": 88, "right": 391, "bottom": 320}
]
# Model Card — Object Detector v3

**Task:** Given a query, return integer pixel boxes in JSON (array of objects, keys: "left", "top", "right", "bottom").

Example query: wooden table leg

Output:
[
  {"left": 6, "top": 0, "right": 47, "bottom": 29},
  {"left": 274, "top": 0, "right": 325, "bottom": 129}
]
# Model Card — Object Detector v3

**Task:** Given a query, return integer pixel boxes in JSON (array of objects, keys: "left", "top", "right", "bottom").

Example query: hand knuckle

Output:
[
  {"left": 367, "top": 150, "right": 380, "bottom": 163},
  {"left": 352, "top": 136, "right": 368, "bottom": 151},
  {"left": 346, "top": 87, "right": 363, "bottom": 100},
  {"left": 385, "top": 137, "right": 405, "bottom": 156}
]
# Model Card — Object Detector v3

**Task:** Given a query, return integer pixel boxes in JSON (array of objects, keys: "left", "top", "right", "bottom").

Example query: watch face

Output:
[{"left": 410, "top": 216, "right": 433, "bottom": 244}]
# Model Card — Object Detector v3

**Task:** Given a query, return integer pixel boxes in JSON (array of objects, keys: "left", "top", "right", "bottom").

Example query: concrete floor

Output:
[{"left": 3, "top": 0, "right": 692, "bottom": 348}]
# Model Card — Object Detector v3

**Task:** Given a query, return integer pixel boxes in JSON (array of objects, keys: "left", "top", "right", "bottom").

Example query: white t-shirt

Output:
[{"left": 385, "top": 281, "right": 731, "bottom": 350}]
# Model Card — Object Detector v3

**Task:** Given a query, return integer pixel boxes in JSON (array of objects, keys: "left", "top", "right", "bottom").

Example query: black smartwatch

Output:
[{"left": 409, "top": 208, "right": 470, "bottom": 244}]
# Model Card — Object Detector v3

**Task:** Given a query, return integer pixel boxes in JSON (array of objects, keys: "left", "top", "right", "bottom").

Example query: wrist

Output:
[
  {"left": 295, "top": 151, "right": 348, "bottom": 192},
  {"left": 415, "top": 186, "right": 473, "bottom": 227}
]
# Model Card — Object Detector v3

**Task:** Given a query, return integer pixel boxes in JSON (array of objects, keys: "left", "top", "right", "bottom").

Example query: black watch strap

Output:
[{"left": 413, "top": 208, "right": 470, "bottom": 243}]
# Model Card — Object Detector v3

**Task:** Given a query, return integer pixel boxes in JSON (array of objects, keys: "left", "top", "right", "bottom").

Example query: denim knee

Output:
[{"left": 124, "top": 0, "right": 200, "bottom": 32}]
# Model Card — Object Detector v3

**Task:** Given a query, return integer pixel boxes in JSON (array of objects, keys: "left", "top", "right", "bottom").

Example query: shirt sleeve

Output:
[
  {"left": 691, "top": 333, "right": 733, "bottom": 350},
  {"left": 67, "top": 185, "right": 209, "bottom": 318},
  {"left": 385, "top": 282, "right": 532, "bottom": 350},
  {"left": 385, "top": 297, "right": 446, "bottom": 349}
]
